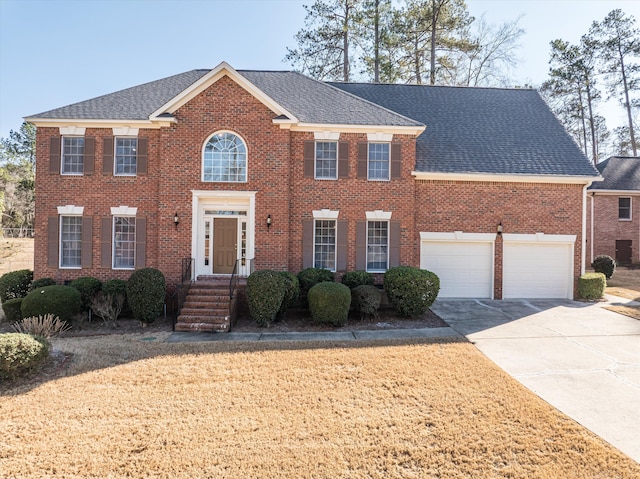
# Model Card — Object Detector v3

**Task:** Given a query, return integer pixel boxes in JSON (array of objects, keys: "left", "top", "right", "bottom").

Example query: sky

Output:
[{"left": 0, "top": 0, "right": 639, "bottom": 139}]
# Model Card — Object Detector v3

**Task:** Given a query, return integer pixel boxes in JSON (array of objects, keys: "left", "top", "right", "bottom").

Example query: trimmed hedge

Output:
[
  {"left": 69, "top": 277, "right": 103, "bottom": 312},
  {"left": 277, "top": 272, "right": 300, "bottom": 319},
  {"left": 127, "top": 268, "right": 166, "bottom": 324},
  {"left": 578, "top": 272, "right": 606, "bottom": 300},
  {"left": 592, "top": 255, "right": 616, "bottom": 280},
  {"left": 308, "top": 281, "right": 351, "bottom": 326},
  {"left": 247, "top": 270, "right": 286, "bottom": 327},
  {"left": 383, "top": 266, "right": 440, "bottom": 317},
  {"left": 21, "top": 285, "right": 82, "bottom": 324},
  {"left": 351, "top": 285, "right": 381, "bottom": 320},
  {"left": 91, "top": 279, "right": 127, "bottom": 326},
  {"left": 2, "top": 298, "right": 23, "bottom": 323},
  {"left": 0, "top": 269, "right": 33, "bottom": 302},
  {"left": 0, "top": 333, "right": 49, "bottom": 380},
  {"left": 341, "top": 271, "right": 375, "bottom": 289},
  {"left": 30, "top": 278, "right": 57, "bottom": 291},
  {"left": 297, "top": 268, "right": 335, "bottom": 306}
]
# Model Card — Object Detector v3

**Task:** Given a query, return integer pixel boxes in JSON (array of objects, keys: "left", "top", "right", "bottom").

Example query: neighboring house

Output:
[
  {"left": 25, "top": 61, "right": 600, "bottom": 310},
  {"left": 587, "top": 156, "right": 640, "bottom": 265}
]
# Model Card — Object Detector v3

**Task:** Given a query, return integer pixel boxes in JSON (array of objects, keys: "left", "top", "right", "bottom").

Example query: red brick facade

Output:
[{"left": 33, "top": 73, "right": 588, "bottom": 298}]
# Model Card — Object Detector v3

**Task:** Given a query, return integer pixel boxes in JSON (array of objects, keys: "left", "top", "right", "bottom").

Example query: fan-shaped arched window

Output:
[{"left": 202, "top": 132, "right": 247, "bottom": 182}]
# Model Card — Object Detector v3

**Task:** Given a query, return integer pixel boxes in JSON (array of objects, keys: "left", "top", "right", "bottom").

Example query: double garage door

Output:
[{"left": 420, "top": 233, "right": 575, "bottom": 299}]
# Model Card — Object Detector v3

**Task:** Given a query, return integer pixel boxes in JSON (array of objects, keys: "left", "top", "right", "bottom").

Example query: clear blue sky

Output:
[{"left": 1, "top": 0, "right": 638, "bottom": 139}]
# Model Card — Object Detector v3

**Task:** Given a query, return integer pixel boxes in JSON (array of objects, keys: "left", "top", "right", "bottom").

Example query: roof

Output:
[
  {"left": 329, "top": 82, "right": 599, "bottom": 177},
  {"left": 589, "top": 156, "right": 640, "bottom": 191}
]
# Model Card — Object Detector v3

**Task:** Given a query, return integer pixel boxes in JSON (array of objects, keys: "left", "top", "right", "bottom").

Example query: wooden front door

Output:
[
  {"left": 616, "top": 240, "right": 632, "bottom": 264},
  {"left": 213, "top": 218, "right": 237, "bottom": 274}
]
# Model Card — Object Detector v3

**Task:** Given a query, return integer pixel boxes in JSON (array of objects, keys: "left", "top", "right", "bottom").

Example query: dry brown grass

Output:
[
  {"left": 0, "top": 237, "right": 34, "bottom": 275},
  {"left": 604, "top": 305, "right": 640, "bottom": 321},
  {"left": 2, "top": 335, "right": 638, "bottom": 478}
]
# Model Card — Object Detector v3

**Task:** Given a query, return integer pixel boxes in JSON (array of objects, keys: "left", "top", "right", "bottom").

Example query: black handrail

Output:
[
  {"left": 229, "top": 258, "right": 254, "bottom": 299},
  {"left": 169, "top": 258, "right": 194, "bottom": 326}
]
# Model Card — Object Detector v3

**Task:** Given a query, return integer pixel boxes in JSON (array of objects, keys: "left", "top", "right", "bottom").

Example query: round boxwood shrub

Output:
[
  {"left": 297, "top": 268, "right": 335, "bottom": 306},
  {"left": 127, "top": 268, "right": 166, "bottom": 324},
  {"left": 341, "top": 270, "right": 375, "bottom": 289},
  {"left": 21, "top": 285, "right": 82, "bottom": 324},
  {"left": 69, "top": 277, "right": 103, "bottom": 312},
  {"left": 383, "top": 266, "right": 440, "bottom": 317},
  {"left": 308, "top": 281, "right": 351, "bottom": 326},
  {"left": 30, "top": 278, "right": 57, "bottom": 291},
  {"left": 277, "top": 271, "right": 300, "bottom": 319},
  {"left": 351, "top": 284, "right": 382, "bottom": 320},
  {"left": 0, "top": 333, "right": 49, "bottom": 380},
  {"left": 247, "top": 270, "right": 286, "bottom": 327},
  {"left": 0, "top": 269, "right": 33, "bottom": 302},
  {"left": 578, "top": 272, "right": 606, "bottom": 300},
  {"left": 2, "top": 298, "right": 24, "bottom": 323},
  {"left": 592, "top": 255, "right": 616, "bottom": 280}
]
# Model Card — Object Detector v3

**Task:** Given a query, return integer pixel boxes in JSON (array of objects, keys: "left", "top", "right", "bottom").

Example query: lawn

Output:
[{"left": 2, "top": 334, "right": 638, "bottom": 478}]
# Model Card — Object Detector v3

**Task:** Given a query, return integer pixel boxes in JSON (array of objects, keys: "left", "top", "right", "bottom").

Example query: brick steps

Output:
[{"left": 175, "top": 280, "right": 232, "bottom": 332}]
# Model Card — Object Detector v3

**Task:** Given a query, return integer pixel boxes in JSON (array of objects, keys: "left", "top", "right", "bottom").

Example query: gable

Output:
[{"left": 590, "top": 156, "right": 640, "bottom": 192}]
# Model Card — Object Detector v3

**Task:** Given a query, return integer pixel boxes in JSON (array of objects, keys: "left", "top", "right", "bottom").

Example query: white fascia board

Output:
[
  {"left": 25, "top": 118, "right": 173, "bottom": 130},
  {"left": 412, "top": 171, "right": 602, "bottom": 185},
  {"left": 149, "top": 61, "right": 298, "bottom": 122},
  {"left": 285, "top": 122, "right": 425, "bottom": 136},
  {"left": 588, "top": 189, "right": 640, "bottom": 195}
]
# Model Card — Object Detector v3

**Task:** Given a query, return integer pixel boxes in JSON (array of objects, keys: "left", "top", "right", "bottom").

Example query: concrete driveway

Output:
[{"left": 430, "top": 296, "right": 640, "bottom": 463}]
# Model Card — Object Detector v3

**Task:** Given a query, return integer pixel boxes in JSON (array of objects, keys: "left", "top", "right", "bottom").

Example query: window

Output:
[
  {"left": 62, "top": 137, "right": 84, "bottom": 174},
  {"left": 367, "top": 221, "right": 388, "bottom": 272},
  {"left": 115, "top": 138, "right": 137, "bottom": 175},
  {"left": 60, "top": 216, "right": 82, "bottom": 268},
  {"left": 314, "top": 219, "right": 336, "bottom": 271},
  {"left": 619, "top": 197, "right": 631, "bottom": 220},
  {"left": 315, "top": 141, "right": 337, "bottom": 179},
  {"left": 203, "top": 132, "right": 247, "bottom": 182},
  {"left": 113, "top": 216, "right": 135, "bottom": 269},
  {"left": 368, "top": 143, "right": 390, "bottom": 180}
]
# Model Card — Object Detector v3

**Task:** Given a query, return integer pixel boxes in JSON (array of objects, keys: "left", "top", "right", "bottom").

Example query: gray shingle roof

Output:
[
  {"left": 589, "top": 156, "right": 640, "bottom": 191},
  {"left": 27, "top": 70, "right": 211, "bottom": 120},
  {"left": 329, "top": 82, "right": 599, "bottom": 177}
]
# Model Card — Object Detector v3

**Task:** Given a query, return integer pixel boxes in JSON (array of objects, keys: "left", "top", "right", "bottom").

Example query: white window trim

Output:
[
  {"left": 112, "top": 127, "right": 139, "bottom": 136},
  {"left": 59, "top": 214, "right": 83, "bottom": 270},
  {"left": 60, "top": 136, "right": 85, "bottom": 176},
  {"left": 366, "top": 219, "right": 390, "bottom": 273},
  {"left": 367, "top": 142, "right": 391, "bottom": 182},
  {"left": 111, "top": 206, "right": 137, "bottom": 216},
  {"left": 114, "top": 136, "right": 138, "bottom": 177},
  {"left": 201, "top": 130, "right": 248, "bottom": 183},
  {"left": 367, "top": 132, "right": 394, "bottom": 142},
  {"left": 314, "top": 131, "right": 340, "bottom": 141},
  {"left": 314, "top": 140, "right": 338, "bottom": 180},
  {"left": 313, "top": 218, "right": 337, "bottom": 272},
  {"left": 619, "top": 197, "right": 632, "bottom": 221},
  {"left": 59, "top": 126, "right": 86, "bottom": 136},
  {"left": 112, "top": 213, "right": 136, "bottom": 271},
  {"left": 366, "top": 210, "right": 392, "bottom": 221},
  {"left": 313, "top": 209, "right": 340, "bottom": 220}
]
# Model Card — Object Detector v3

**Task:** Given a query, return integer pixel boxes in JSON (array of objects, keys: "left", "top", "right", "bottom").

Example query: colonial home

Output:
[
  {"left": 26, "top": 62, "right": 600, "bottom": 330},
  {"left": 587, "top": 156, "right": 640, "bottom": 265}
]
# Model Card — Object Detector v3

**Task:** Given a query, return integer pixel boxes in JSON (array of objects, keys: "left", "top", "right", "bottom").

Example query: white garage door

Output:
[
  {"left": 503, "top": 239, "right": 574, "bottom": 299},
  {"left": 421, "top": 239, "right": 494, "bottom": 298}
]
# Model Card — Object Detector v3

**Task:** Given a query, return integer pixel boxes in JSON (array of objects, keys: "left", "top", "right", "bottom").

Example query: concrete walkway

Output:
[{"left": 430, "top": 296, "right": 640, "bottom": 463}]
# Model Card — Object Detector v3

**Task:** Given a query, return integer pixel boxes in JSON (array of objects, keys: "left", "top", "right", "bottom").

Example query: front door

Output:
[
  {"left": 213, "top": 218, "right": 238, "bottom": 274},
  {"left": 616, "top": 240, "right": 632, "bottom": 264}
]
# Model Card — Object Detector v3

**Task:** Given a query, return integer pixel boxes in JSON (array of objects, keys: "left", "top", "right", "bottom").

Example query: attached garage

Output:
[
  {"left": 502, "top": 233, "right": 576, "bottom": 299},
  {"left": 420, "top": 232, "right": 496, "bottom": 298}
]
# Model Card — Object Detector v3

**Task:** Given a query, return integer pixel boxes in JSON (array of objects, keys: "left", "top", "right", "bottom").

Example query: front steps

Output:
[{"left": 175, "top": 280, "right": 234, "bottom": 332}]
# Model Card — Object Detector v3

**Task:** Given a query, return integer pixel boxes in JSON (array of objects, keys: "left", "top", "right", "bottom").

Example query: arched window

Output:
[{"left": 202, "top": 132, "right": 247, "bottom": 182}]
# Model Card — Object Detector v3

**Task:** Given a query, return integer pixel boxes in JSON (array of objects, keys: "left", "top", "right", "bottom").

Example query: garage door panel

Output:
[{"left": 421, "top": 241, "right": 493, "bottom": 298}]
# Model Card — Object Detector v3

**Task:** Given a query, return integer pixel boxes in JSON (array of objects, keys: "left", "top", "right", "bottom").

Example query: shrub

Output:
[
  {"left": 0, "top": 333, "right": 49, "bottom": 380},
  {"left": 277, "top": 272, "right": 300, "bottom": 319},
  {"left": 297, "top": 268, "right": 335, "bottom": 306},
  {"left": 30, "top": 278, "right": 57, "bottom": 291},
  {"left": 592, "top": 255, "right": 616, "bottom": 280},
  {"left": 91, "top": 279, "right": 127, "bottom": 327},
  {"left": 2, "top": 298, "right": 23, "bottom": 323},
  {"left": 351, "top": 285, "right": 382, "bottom": 320},
  {"left": 0, "top": 269, "right": 33, "bottom": 302},
  {"left": 578, "top": 272, "right": 606, "bottom": 300},
  {"left": 247, "top": 270, "right": 286, "bottom": 327},
  {"left": 69, "top": 277, "right": 103, "bottom": 312},
  {"left": 341, "top": 271, "right": 375, "bottom": 289},
  {"left": 308, "top": 281, "right": 351, "bottom": 326},
  {"left": 127, "top": 268, "right": 166, "bottom": 324},
  {"left": 21, "top": 285, "right": 82, "bottom": 324},
  {"left": 13, "top": 314, "right": 70, "bottom": 338},
  {"left": 384, "top": 266, "right": 440, "bottom": 317}
]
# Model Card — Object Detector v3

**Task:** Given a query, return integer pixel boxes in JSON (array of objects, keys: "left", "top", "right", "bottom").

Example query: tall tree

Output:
[
  {"left": 285, "top": 0, "right": 362, "bottom": 81},
  {"left": 589, "top": 9, "right": 640, "bottom": 156}
]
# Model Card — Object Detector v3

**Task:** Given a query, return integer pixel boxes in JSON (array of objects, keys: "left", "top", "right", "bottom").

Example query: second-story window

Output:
[
  {"left": 368, "top": 143, "right": 390, "bottom": 180},
  {"left": 619, "top": 197, "right": 631, "bottom": 220},
  {"left": 315, "top": 141, "right": 337, "bottom": 179},
  {"left": 115, "top": 138, "right": 138, "bottom": 176},
  {"left": 61, "top": 137, "right": 84, "bottom": 175}
]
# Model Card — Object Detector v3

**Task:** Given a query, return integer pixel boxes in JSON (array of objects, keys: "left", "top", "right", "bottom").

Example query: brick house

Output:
[
  {"left": 26, "top": 62, "right": 599, "bottom": 326},
  {"left": 587, "top": 156, "right": 640, "bottom": 265}
]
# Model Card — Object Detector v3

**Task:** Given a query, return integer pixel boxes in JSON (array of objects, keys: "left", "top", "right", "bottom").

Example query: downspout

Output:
[
  {"left": 582, "top": 183, "right": 590, "bottom": 275},
  {"left": 590, "top": 192, "right": 594, "bottom": 267}
]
